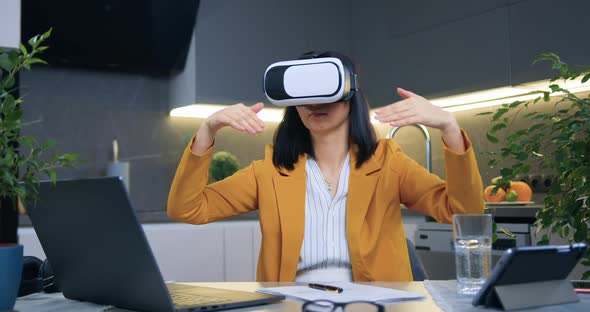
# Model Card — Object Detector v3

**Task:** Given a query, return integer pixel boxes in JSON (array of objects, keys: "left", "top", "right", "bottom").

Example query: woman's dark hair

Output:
[{"left": 272, "top": 51, "right": 377, "bottom": 171}]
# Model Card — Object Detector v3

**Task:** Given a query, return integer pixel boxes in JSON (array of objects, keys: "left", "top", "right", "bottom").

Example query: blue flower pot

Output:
[{"left": 0, "top": 244, "right": 23, "bottom": 310}]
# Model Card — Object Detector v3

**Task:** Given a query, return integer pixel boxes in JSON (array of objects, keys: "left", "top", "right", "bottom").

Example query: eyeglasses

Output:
[{"left": 302, "top": 300, "right": 384, "bottom": 312}]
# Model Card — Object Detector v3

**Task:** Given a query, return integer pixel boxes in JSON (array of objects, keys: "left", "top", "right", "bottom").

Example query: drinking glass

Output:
[{"left": 452, "top": 214, "right": 493, "bottom": 295}]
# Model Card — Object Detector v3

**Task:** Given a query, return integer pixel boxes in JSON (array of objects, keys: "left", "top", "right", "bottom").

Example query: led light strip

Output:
[
  {"left": 171, "top": 77, "right": 590, "bottom": 122},
  {"left": 170, "top": 104, "right": 285, "bottom": 122}
]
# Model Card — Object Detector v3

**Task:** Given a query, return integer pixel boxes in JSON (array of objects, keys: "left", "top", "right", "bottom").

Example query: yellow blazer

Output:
[{"left": 167, "top": 130, "right": 484, "bottom": 282}]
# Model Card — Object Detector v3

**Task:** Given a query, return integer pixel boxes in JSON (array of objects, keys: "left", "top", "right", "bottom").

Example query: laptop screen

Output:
[{"left": 27, "top": 177, "right": 175, "bottom": 312}]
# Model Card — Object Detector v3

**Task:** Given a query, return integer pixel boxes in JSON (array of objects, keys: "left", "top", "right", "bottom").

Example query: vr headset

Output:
[{"left": 263, "top": 56, "right": 357, "bottom": 107}]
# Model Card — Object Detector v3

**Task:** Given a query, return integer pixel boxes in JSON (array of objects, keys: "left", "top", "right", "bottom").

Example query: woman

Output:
[{"left": 167, "top": 51, "right": 484, "bottom": 282}]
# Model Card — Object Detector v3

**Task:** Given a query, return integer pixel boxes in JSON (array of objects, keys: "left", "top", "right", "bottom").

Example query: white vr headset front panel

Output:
[
  {"left": 263, "top": 57, "right": 352, "bottom": 107},
  {"left": 283, "top": 63, "right": 341, "bottom": 98}
]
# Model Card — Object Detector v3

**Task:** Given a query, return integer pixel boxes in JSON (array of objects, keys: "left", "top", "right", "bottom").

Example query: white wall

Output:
[{"left": 0, "top": 0, "right": 21, "bottom": 49}]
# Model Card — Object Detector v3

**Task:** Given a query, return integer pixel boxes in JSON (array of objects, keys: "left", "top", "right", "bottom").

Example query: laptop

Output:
[{"left": 26, "top": 177, "right": 284, "bottom": 312}]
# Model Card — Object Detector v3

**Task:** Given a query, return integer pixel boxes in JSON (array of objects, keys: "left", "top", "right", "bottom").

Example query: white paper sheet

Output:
[{"left": 257, "top": 282, "right": 426, "bottom": 303}]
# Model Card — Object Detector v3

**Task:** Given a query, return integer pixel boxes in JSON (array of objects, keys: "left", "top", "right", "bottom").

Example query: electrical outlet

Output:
[
  {"left": 538, "top": 174, "right": 554, "bottom": 193},
  {"left": 514, "top": 174, "right": 531, "bottom": 186},
  {"left": 528, "top": 174, "right": 542, "bottom": 192}
]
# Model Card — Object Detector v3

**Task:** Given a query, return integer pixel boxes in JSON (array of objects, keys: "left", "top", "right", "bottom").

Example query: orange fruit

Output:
[
  {"left": 484, "top": 185, "right": 506, "bottom": 202},
  {"left": 507, "top": 181, "right": 533, "bottom": 201}
]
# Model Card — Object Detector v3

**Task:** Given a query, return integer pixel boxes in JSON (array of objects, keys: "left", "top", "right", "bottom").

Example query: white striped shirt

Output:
[{"left": 296, "top": 153, "right": 352, "bottom": 281}]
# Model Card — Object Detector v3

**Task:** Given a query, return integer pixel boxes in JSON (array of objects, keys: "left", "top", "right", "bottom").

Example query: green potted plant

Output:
[
  {"left": 209, "top": 151, "right": 240, "bottom": 182},
  {"left": 0, "top": 29, "right": 78, "bottom": 309},
  {"left": 478, "top": 53, "right": 590, "bottom": 279}
]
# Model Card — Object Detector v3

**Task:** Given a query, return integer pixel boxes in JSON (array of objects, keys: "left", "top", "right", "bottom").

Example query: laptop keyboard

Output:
[{"left": 170, "top": 292, "right": 232, "bottom": 307}]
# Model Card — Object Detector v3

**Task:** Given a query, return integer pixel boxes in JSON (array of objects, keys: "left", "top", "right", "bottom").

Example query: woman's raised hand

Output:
[
  {"left": 205, "top": 102, "right": 265, "bottom": 134},
  {"left": 375, "top": 88, "right": 465, "bottom": 152},
  {"left": 192, "top": 102, "right": 266, "bottom": 154},
  {"left": 374, "top": 88, "right": 456, "bottom": 131}
]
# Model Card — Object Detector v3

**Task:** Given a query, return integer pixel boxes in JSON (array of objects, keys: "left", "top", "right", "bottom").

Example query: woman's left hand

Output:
[
  {"left": 374, "top": 87, "right": 457, "bottom": 131},
  {"left": 375, "top": 87, "right": 466, "bottom": 152}
]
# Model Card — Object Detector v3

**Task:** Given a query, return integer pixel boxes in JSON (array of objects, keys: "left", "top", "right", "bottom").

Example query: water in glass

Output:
[{"left": 454, "top": 235, "right": 491, "bottom": 295}]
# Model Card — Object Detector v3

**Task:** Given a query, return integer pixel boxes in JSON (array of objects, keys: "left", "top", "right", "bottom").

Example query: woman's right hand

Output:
[
  {"left": 205, "top": 102, "right": 265, "bottom": 134},
  {"left": 192, "top": 102, "right": 266, "bottom": 154}
]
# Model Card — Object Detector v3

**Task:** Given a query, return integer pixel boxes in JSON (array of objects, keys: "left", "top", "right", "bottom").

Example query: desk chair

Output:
[{"left": 406, "top": 238, "right": 429, "bottom": 281}]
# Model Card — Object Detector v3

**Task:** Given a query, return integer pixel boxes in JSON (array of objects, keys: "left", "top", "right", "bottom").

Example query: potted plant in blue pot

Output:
[{"left": 0, "top": 29, "right": 78, "bottom": 310}]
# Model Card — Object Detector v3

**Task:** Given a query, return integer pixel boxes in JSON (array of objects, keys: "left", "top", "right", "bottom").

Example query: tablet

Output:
[
  {"left": 472, "top": 243, "right": 587, "bottom": 307},
  {"left": 572, "top": 280, "right": 590, "bottom": 294}
]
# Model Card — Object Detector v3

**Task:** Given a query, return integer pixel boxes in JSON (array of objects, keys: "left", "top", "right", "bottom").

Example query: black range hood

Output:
[{"left": 21, "top": 0, "right": 199, "bottom": 76}]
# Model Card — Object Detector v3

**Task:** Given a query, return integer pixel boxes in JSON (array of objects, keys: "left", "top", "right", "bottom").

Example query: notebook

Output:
[{"left": 258, "top": 282, "right": 425, "bottom": 303}]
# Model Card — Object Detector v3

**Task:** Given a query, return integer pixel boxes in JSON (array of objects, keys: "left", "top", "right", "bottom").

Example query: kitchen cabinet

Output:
[
  {"left": 188, "top": 0, "right": 353, "bottom": 106},
  {"left": 352, "top": 6, "right": 511, "bottom": 106},
  {"left": 18, "top": 222, "right": 261, "bottom": 283},
  {"left": 509, "top": 0, "right": 590, "bottom": 84}
]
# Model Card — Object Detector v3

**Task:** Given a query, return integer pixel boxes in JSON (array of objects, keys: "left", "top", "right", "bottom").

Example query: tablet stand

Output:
[{"left": 483, "top": 279, "right": 579, "bottom": 310}]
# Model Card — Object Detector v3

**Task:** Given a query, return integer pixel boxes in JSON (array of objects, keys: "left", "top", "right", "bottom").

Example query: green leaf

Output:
[
  {"left": 5, "top": 107, "right": 23, "bottom": 122},
  {"left": 486, "top": 132, "right": 499, "bottom": 144},
  {"left": 489, "top": 185, "right": 502, "bottom": 196},
  {"left": 543, "top": 92, "right": 550, "bottom": 102},
  {"left": 516, "top": 152, "right": 529, "bottom": 161},
  {"left": 61, "top": 153, "right": 80, "bottom": 162},
  {"left": 514, "top": 163, "right": 531, "bottom": 175},
  {"left": 500, "top": 168, "right": 513, "bottom": 177},
  {"left": 8, "top": 49, "right": 18, "bottom": 65},
  {"left": 48, "top": 171, "right": 57, "bottom": 184},
  {"left": 2, "top": 75, "right": 15, "bottom": 89},
  {"left": 574, "top": 222, "right": 588, "bottom": 242},
  {"left": 507, "top": 129, "right": 528, "bottom": 143},
  {"left": 41, "top": 139, "right": 56, "bottom": 149},
  {"left": 533, "top": 52, "right": 560, "bottom": 66},
  {"left": 1, "top": 93, "right": 16, "bottom": 110},
  {"left": 528, "top": 123, "right": 546, "bottom": 132},
  {"left": 532, "top": 113, "right": 549, "bottom": 120},
  {"left": 475, "top": 112, "right": 493, "bottom": 116},
  {"left": 28, "top": 58, "right": 47, "bottom": 65},
  {"left": 499, "top": 227, "right": 516, "bottom": 239},
  {"left": 19, "top": 43, "right": 28, "bottom": 56},
  {"left": 41, "top": 28, "right": 53, "bottom": 40},
  {"left": 19, "top": 136, "right": 36, "bottom": 148},
  {"left": 582, "top": 73, "right": 590, "bottom": 83},
  {"left": 0, "top": 54, "right": 14, "bottom": 71},
  {"left": 1, "top": 170, "right": 15, "bottom": 187},
  {"left": 492, "top": 108, "right": 509, "bottom": 121},
  {"left": 549, "top": 84, "right": 561, "bottom": 93},
  {"left": 537, "top": 234, "right": 548, "bottom": 245},
  {"left": 27, "top": 35, "right": 39, "bottom": 48},
  {"left": 556, "top": 109, "right": 569, "bottom": 114},
  {"left": 490, "top": 123, "right": 507, "bottom": 134},
  {"left": 508, "top": 100, "right": 525, "bottom": 108}
]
